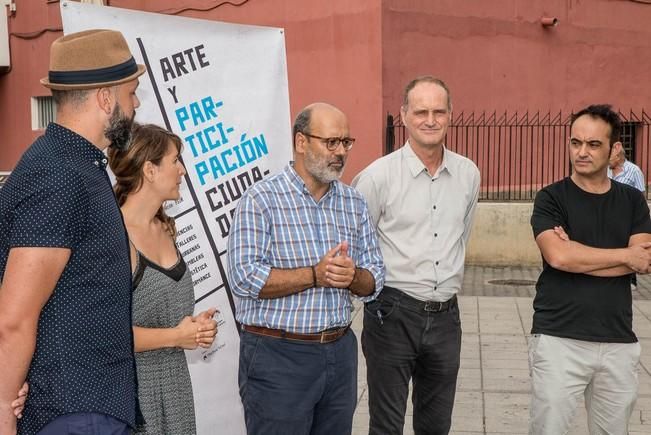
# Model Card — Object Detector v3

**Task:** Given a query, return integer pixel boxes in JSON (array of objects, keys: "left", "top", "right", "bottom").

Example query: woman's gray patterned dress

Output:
[{"left": 132, "top": 249, "right": 197, "bottom": 435}]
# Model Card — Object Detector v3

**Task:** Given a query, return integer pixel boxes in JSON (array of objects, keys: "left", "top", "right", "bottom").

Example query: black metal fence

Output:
[{"left": 386, "top": 110, "right": 651, "bottom": 201}]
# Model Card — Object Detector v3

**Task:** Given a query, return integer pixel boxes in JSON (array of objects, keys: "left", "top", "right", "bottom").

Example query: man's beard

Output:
[
  {"left": 304, "top": 147, "right": 345, "bottom": 184},
  {"left": 105, "top": 103, "right": 134, "bottom": 151}
]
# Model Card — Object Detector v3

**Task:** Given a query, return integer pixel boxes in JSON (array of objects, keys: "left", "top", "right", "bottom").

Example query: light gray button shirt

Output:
[{"left": 352, "top": 142, "right": 480, "bottom": 302}]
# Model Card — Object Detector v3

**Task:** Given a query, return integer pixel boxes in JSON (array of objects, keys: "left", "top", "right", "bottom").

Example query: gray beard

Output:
[{"left": 304, "top": 149, "right": 344, "bottom": 184}]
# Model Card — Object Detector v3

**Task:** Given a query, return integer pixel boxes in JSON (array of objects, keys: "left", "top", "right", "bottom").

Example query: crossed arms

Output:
[{"left": 535, "top": 227, "right": 651, "bottom": 277}]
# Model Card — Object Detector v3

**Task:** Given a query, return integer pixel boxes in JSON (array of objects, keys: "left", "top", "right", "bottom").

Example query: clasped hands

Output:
[
  {"left": 175, "top": 307, "right": 219, "bottom": 350},
  {"left": 314, "top": 241, "right": 356, "bottom": 289}
]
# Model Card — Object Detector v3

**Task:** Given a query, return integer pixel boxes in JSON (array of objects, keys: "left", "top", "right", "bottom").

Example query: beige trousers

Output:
[{"left": 528, "top": 333, "right": 641, "bottom": 435}]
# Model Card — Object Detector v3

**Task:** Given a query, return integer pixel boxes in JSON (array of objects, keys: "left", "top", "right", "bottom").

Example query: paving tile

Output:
[
  {"left": 461, "top": 358, "right": 481, "bottom": 369},
  {"left": 461, "top": 323, "right": 479, "bottom": 333},
  {"left": 459, "top": 296, "right": 479, "bottom": 312},
  {"left": 483, "top": 368, "right": 530, "bottom": 383},
  {"left": 635, "top": 300, "right": 651, "bottom": 318},
  {"left": 459, "top": 367, "right": 482, "bottom": 380},
  {"left": 480, "top": 320, "right": 524, "bottom": 335},
  {"left": 451, "top": 406, "right": 485, "bottom": 432},
  {"left": 483, "top": 377, "right": 530, "bottom": 393},
  {"left": 457, "top": 374, "right": 482, "bottom": 391},
  {"left": 638, "top": 338, "right": 651, "bottom": 357},
  {"left": 484, "top": 393, "right": 529, "bottom": 433},
  {"left": 461, "top": 345, "right": 481, "bottom": 359},
  {"left": 480, "top": 334, "right": 527, "bottom": 345},
  {"left": 481, "top": 350, "right": 529, "bottom": 361},
  {"left": 454, "top": 391, "right": 482, "bottom": 403},
  {"left": 480, "top": 344, "right": 528, "bottom": 356},
  {"left": 482, "top": 358, "right": 529, "bottom": 370},
  {"left": 638, "top": 381, "right": 651, "bottom": 396},
  {"left": 633, "top": 305, "right": 651, "bottom": 339},
  {"left": 461, "top": 344, "right": 481, "bottom": 360}
]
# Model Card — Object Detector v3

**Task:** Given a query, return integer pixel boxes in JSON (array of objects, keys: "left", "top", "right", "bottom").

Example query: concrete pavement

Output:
[{"left": 351, "top": 266, "right": 651, "bottom": 434}]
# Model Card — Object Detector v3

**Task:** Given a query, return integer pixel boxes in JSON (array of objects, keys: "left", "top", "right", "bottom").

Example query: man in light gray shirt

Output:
[{"left": 353, "top": 76, "right": 480, "bottom": 435}]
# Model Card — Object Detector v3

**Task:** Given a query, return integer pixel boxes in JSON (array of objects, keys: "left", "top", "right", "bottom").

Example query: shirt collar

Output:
[
  {"left": 402, "top": 141, "right": 452, "bottom": 178},
  {"left": 46, "top": 123, "right": 109, "bottom": 169},
  {"left": 284, "top": 163, "right": 339, "bottom": 198}
]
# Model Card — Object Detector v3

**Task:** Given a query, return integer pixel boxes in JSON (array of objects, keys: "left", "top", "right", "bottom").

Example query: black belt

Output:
[{"left": 381, "top": 286, "right": 457, "bottom": 313}]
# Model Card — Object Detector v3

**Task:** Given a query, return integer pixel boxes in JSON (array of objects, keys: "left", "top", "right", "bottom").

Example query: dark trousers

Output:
[
  {"left": 362, "top": 286, "right": 462, "bottom": 435},
  {"left": 37, "top": 413, "right": 131, "bottom": 435},
  {"left": 238, "top": 329, "right": 357, "bottom": 435}
]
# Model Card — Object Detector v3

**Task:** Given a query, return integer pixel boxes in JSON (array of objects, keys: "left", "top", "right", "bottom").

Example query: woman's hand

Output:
[
  {"left": 194, "top": 308, "right": 218, "bottom": 348},
  {"left": 11, "top": 382, "right": 28, "bottom": 419},
  {"left": 174, "top": 316, "right": 203, "bottom": 350},
  {"left": 174, "top": 308, "right": 218, "bottom": 350}
]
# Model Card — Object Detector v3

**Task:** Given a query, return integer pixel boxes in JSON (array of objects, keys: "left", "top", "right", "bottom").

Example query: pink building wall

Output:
[
  {"left": 1, "top": 0, "right": 650, "bottom": 185},
  {"left": 0, "top": 0, "right": 383, "bottom": 183},
  {"left": 382, "top": 0, "right": 651, "bottom": 118}
]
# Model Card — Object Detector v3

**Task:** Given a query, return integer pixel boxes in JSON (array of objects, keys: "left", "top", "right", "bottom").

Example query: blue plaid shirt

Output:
[
  {"left": 608, "top": 160, "right": 646, "bottom": 192},
  {"left": 227, "top": 164, "right": 385, "bottom": 333}
]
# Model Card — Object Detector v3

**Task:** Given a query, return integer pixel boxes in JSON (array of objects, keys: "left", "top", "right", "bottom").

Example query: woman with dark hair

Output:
[{"left": 108, "top": 123, "right": 217, "bottom": 435}]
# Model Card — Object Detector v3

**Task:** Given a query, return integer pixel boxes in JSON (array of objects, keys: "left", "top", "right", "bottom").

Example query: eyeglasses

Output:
[{"left": 302, "top": 132, "right": 355, "bottom": 151}]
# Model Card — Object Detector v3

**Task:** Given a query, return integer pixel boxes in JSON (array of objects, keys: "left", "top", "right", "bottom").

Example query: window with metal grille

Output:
[
  {"left": 620, "top": 122, "right": 637, "bottom": 162},
  {"left": 31, "top": 96, "right": 56, "bottom": 130}
]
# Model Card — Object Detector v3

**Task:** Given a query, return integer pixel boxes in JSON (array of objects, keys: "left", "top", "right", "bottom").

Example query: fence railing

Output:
[{"left": 386, "top": 110, "right": 651, "bottom": 201}]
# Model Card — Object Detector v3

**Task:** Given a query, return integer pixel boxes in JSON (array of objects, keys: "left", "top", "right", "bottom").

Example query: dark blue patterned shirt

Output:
[{"left": 0, "top": 123, "right": 137, "bottom": 434}]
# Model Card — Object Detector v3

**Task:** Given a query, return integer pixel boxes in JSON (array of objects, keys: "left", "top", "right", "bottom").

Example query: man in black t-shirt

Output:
[{"left": 529, "top": 104, "right": 651, "bottom": 435}]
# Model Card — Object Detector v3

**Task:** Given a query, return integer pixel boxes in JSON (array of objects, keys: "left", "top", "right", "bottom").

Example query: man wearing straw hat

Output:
[{"left": 0, "top": 29, "right": 145, "bottom": 435}]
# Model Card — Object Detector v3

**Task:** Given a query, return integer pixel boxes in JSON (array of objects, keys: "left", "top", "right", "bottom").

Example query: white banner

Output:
[{"left": 61, "top": 2, "right": 293, "bottom": 434}]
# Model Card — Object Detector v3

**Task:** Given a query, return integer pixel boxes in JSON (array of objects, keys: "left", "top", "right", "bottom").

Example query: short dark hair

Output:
[
  {"left": 402, "top": 76, "right": 452, "bottom": 111},
  {"left": 292, "top": 106, "right": 312, "bottom": 149},
  {"left": 570, "top": 104, "right": 621, "bottom": 146},
  {"left": 51, "top": 88, "right": 92, "bottom": 108}
]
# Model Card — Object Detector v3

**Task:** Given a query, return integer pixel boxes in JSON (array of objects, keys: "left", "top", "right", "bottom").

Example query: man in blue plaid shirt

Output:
[
  {"left": 228, "top": 102, "right": 385, "bottom": 435},
  {"left": 608, "top": 141, "right": 646, "bottom": 193},
  {"left": 608, "top": 139, "right": 647, "bottom": 290}
]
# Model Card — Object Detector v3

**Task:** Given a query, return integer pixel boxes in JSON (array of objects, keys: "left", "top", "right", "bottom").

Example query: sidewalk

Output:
[
  {"left": 351, "top": 266, "right": 651, "bottom": 434},
  {"left": 461, "top": 265, "right": 651, "bottom": 300}
]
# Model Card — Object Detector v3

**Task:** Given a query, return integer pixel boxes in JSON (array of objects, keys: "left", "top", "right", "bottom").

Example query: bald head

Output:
[
  {"left": 293, "top": 102, "right": 347, "bottom": 148},
  {"left": 307, "top": 102, "right": 346, "bottom": 118},
  {"left": 292, "top": 102, "right": 351, "bottom": 189}
]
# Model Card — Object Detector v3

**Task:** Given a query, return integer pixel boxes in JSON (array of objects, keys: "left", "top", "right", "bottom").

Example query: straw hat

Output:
[{"left": 41, "top": 29, "right": 146, "bottom": 90}]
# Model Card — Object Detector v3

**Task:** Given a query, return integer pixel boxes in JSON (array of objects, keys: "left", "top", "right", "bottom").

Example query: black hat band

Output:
[{"left": 48, "top": 57, "right": 138, "bottom": 85}]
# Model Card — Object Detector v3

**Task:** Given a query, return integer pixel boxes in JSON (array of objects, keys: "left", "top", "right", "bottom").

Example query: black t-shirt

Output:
[{"left": 530, "top": 177, "right": 651, "bottom": 343}]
